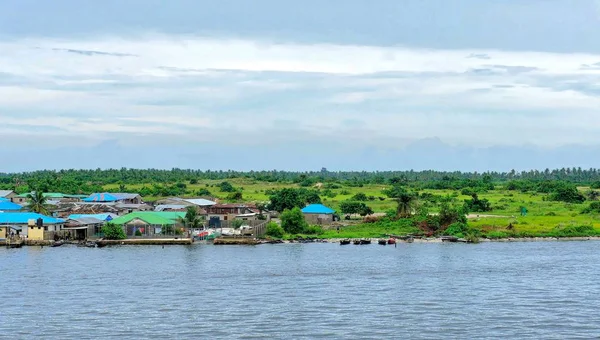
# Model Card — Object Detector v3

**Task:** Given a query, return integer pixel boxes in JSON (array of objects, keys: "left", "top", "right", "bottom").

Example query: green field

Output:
[{"left": 104, "top": 179, "right": 600, "bottom": 239}]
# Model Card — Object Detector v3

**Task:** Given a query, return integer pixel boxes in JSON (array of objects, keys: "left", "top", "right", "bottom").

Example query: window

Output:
[{"left": 44, "top": 227, "right": 48, "bottom": 231}]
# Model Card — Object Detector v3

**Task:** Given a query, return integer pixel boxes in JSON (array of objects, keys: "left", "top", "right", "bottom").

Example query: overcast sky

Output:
[{"left": 1, "top": 0, "right": 600, "bottom": 172}]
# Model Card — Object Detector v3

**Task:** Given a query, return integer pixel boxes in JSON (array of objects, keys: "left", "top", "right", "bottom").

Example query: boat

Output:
[
  {"left": 378, "top": 239, "right": 387, "bottom": 245},
  {"left": 340, "top": 239, "right": 351, "bottom": 245},
  {"left": 353, "top": 240, "right": 361, "bottom": 245},
  {"left": 51, "top": 240, "right": 64, "bottom": 247},
  {"left": 441, "top": 236, "right": 459, "bottom": 243},
  {"left": 387, "top": 238, "right": 396, "bottom": 245},
  {"left": 360, "top": 239, "right": 371, "bottom": 245}
]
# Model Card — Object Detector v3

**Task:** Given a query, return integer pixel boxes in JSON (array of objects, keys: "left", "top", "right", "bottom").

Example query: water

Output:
[{"left": 1, "top": 242, "right": 600, "bottom": 339}]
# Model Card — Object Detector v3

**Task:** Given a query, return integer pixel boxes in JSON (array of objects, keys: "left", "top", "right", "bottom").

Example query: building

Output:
[
  {"left": 83, "top": 193, "right": 143, "bottom": 204},
  {"left": 0, "top": 212, "right": 65, "bottom": 240},
  {"left": 301, "top": 204, "right": 336, "bottom": 225},
  {"left": 64, "top": 216, "right": 105, "bottom": 240},
  {"left": 111, "top": 211, "right": 186, "bottom": 236},
  {"left": 154, "top": 198, "right": 216, "bottom": 213},
  {"left": 206, "top": 203, "right": 259, "bottom": 226},
  {"left": 0, "top": 198, "right": 22, "bottom": 211},
  {"left": 12, "top": 192, "right": 86, "bottom": 205},
  {"left": 0, "top": 190, "right": 16, "bottom": 202},
  {"left": 67, "top": 213, "right": 116, "bottom": 222},
  {"left": 0, "top": 226, "right": 22, "bottom": 239}
]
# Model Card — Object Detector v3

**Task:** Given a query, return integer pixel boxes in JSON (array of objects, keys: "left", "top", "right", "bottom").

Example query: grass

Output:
[{"left": 105, "top": 179, "right": 600, "bottom": 238}]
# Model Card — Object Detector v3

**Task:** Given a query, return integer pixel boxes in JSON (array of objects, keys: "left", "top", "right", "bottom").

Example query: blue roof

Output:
[
  {"left": 68, "top": 213, "right": 114, "bottom": 221},
  {"left": 301, "top": 204, "right": 335, "bottom": 214},
  {"left": 0, "top": 213, "right": 64, "bottom": 224},
  {"left": 0, "top": 197, "right": 9, "bottom": 202},
  {"left": 0, "top": 201, "right": 22, "bottom": 211},
  {"left": 83, "top": 193, "right": 120, "bottom": 202}
]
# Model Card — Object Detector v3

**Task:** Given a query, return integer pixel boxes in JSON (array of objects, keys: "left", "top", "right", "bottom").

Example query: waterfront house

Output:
[
  {"left": 0, "top": 190, "right": 16, "bottom": 202},
  {"left": 64, "top": 216, "right": 105, "bottom": 240},
  {"left": 0, "top": 212, "right": 65, "bottom": 240},
  {"left": 111, "top": 211, "right": 186, "bottom": 236},
  {"left": 206, "top": 203, "right": 259, "bottom": 226},
  {"left": 0, "top": 198, "right": 22, "bottom": 211},
  {"left": 83, "top": 193, "right": 143, "bottom": 205},
  {"left": 301, "top": 204, "right": 335, "bottom": 225},
  {"left": 0, "top": 225, "right": 22, "bottom": 239}
]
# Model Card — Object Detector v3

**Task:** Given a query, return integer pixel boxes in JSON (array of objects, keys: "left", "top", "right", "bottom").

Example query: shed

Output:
[{"left": 301, "top": 204, "right": 335, "bottom": 225}]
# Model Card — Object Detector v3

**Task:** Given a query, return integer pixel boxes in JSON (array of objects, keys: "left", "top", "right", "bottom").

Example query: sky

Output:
[{"left": 1, "top": 0, "right": 600, "bottom": 172}]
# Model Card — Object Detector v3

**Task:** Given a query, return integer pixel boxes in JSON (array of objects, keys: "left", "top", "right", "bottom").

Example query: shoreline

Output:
[{"left": 3, "top": 236, "right": 600, "bottom": 247}]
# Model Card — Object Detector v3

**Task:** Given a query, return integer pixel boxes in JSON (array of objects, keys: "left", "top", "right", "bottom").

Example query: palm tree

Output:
[
  {"left": 384, "top": 186, "right": 417, "bottom": 218},
  {"left": 27, "top": 191, "right": 49, "bottom": 215},
  {"left": 179, "top": 206, "right": 203, "bottom": 237}
]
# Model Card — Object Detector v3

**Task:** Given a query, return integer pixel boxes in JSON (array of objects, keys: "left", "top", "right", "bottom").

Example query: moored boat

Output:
[
  {"left": 353, "top": 240, "right": 361, "bottom": 245},
  {"left": 378, "top": 239, "right": 387, "bottom": 245},
  {"left": 340, "top": 239, "right": 351, "bottom": 245},
  {"left": 387, "top": 238, "right": 396, "bottom": 245},
  {"left": 360, "top": 239, "right": 371, "bottom": 245},
  {"left": 51, "top": 240, "right": 64, "bottom": 247}
]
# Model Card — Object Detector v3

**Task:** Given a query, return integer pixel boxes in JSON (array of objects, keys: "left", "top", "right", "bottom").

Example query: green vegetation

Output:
[
  {"left": 4, "top": 168, "right": 600, "bottom": 239},
  {"left": 26, "top": 191, "right": 50, "bottom": 214},
  {"left": 265, "top": 222, "right": 285, "bottom": 238},
  {"left": 102, "top": 222, "right": 127, "bottom": 240},
  {"left": 281, "top": 207, "right": 308, "bottom": 234}
]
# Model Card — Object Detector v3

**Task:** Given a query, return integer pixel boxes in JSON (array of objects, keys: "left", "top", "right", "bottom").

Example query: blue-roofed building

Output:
[
  {"left": 0, "top": 212, "right": 65, "bottom": 240},
  {"left": 0, "top": 200, "right": 22, "bottom": 211},
  {"left": 83, "top": 193, "right": 142, "bottom": 204},
  {"left": 68, "top": 213, "right": 116, "bottom": 221},
  {"left": 301, "top": 204, "right": 336, "bottom": 225}
]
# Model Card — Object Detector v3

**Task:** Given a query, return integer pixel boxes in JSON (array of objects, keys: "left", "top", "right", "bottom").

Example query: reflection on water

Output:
[{"left": 1, "top": 242, "right": 600, "bottom": 339}]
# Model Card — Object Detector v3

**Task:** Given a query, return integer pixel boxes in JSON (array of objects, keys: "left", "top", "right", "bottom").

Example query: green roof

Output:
[{"left": 111, "top": 212, "right": 186, "bottom": 225}]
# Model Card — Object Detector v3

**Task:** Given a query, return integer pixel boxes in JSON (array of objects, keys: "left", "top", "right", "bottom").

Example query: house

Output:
[
  {"left": 111, "top": 211, "right": 186, "bottom": 236},
  {"left": 83, "top": 193, "right": 142, "bottom": 204},
  {"left": 301, "top": 204, "right": 336, "bottom": 225},
  {"left": 0, "top": 198, "right": 22, "bottom": 211},
  {"left": 154, "top": 198, "right": 216, "bottom": 213},
  {"left": 0, "top": 226, "right": 22, "bottom": 239},
  {"left": 0, "top": 190, "right": 16, "bottom": 202},
  {"left": 0, "top": 212, "right": 65, "bottom": 240},
  {"left": 67, "top": 213, "right": 116, "bottom": 222},
  {"left": 64, "top": 216, "right": 105, "bottom": 240},
  {"left": 11, "top": 192, "right": 86, "bottom": 204},
  {"left": 205, "top": 203, "right": 262, "bottom": 228}
]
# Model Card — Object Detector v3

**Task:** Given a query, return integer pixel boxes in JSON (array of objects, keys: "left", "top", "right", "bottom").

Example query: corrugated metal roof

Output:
[
  {"left": 0, "top": 190, "right": 14, "bottom": 198},
  {"left": 67, "top": 217, "right": 104, "bottom": 225},
  {"left": 68, "top": 213, "right": 115, "bottom": 221},
  {"left": 0, "top": 212, "right": 64, "bottom": 224},
  {"left": 83, "top": 193, "right": 141, "bottom": 202},
  {"left": 301, "top": 204, "right": 335, "bottom": 214},
  {"left": 0, "top": 201, "right": 22, "bottom": 211},
  {"left": 111, "top": 212, "right": 185, "bottom": 225},
  {"left": 154, "top": 204, "right": 188, "bottom": 212},
  {"left": 184, "top": 198, "right": 216, "bottom": 206}
]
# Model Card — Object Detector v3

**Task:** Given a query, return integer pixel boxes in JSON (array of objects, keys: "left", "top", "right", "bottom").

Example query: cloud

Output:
[{"left": 1, "top": 34, "right": 600, "bottom": 156}]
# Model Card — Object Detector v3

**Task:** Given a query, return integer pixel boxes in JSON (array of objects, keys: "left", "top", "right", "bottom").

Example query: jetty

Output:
[{"left": 213, "top": 237, "right": 259, "bottom": 245}]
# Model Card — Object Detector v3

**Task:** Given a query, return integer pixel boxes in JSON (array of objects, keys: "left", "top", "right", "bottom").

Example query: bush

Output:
[
  {"left": 190, "top": 179, "right": 198, "bottom": 185},
  {"left": 305, "top": 225, "right": 324, "bottom": 235},
  {"left": 443, "top": 222, "right": 469, "bottom": 238},
  {"left": 340, "top": 190, "right": 350, "bottom": 195},
  {"left": 102, "top": 222, "right": 126, "bottom": 240},
  {"left": 581, "top": 201, "right": 600, "bottom": 214},
  {"left": 219, "top": 181, "right": 236, "bottom": 192},
  {"left": 227, "top": 191, "right": 243, "bottom": 200},
  {"left": 197, "top": 188, "right": 212, "bottom": 196},
  {"left": 463, "top": 194, "right": 492, "bottom": 212},
  {"left": 351, "top": 193, "right": 368, "bottom": 201},
  {"left": 265, "top": 222, "right": 284, "bottom": 238},
  {"left": 281, "top": 207, "right": 308, "bottom": 234}
]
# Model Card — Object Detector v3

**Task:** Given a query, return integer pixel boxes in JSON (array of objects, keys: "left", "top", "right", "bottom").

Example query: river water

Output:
[{"left": 1, "top": 241, "right": 600, "bottom": 339}]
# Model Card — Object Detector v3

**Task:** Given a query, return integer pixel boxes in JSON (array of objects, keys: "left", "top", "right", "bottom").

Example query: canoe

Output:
[
  {"left": 340, "top": 239, "right": 351, "bottom": 245},
  {"left": 51, "top": 241, "right": 64, "bottom": 247},
  {"left": 360, "top": 239, "right": 371, "bottom": 245},
  {"left": 378, "top": 239, "right": 387, "bottom": 245},
  {"left": 387, "top": 238, "right": 396, "bottom": 245},
  {"left": 353, "top": 240, "right": 361, "bottom": 245}
]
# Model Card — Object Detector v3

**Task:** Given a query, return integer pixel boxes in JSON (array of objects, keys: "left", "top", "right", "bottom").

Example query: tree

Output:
[
  {"left": 463, "top": 193, "right": 492, "bottom": 212},
  {"left": 102, "top": 222, "right": 126, "bottom": 240},
  {"left": 190, "top": 178, "right": 198, "bottom": 185},
  {"left": 340, "top": 201, "right": 373, "bottom": 217},
  {"left": 265, "top": 221, "right": 284, "bottom": 238},
  {"left": 550, "top": 185, "right": 585, "bottom": 203},
  {"left": 268, "top": 188, "right": 321, "bottom": 212},
  {"left": 227, "top": 191, "right": 243, "bottom": 200},
  {"left": 231, "top": 219, "right": 244, "bottom": 236},
  {"left": 179, "top": 206, "right": 203, "bottom": 236},
  {"left": 384, "top": 186, "right": 417, "bottom": 218},
  {"left": 219, "top": 181, "right": 236, "bottom": 192},
  {"left": 27, "top": 191, "right": 49, "bottom": 214},
  {"left": 351, "top": 192, "right": 368, "bottom": 201},
  {"left": 281, "top": 207, "right": 307, "bottom": 234},
  {"left": 197, "top": 188, "right": 212, "bottom": 196}
]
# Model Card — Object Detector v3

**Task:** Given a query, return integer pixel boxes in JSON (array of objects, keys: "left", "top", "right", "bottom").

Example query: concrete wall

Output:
[
  {"left": 28, "top": 226, "right": 44, "bottom": 240},
  {"left": 303, "top": 213, "right": 334, "bottom": 225}
]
